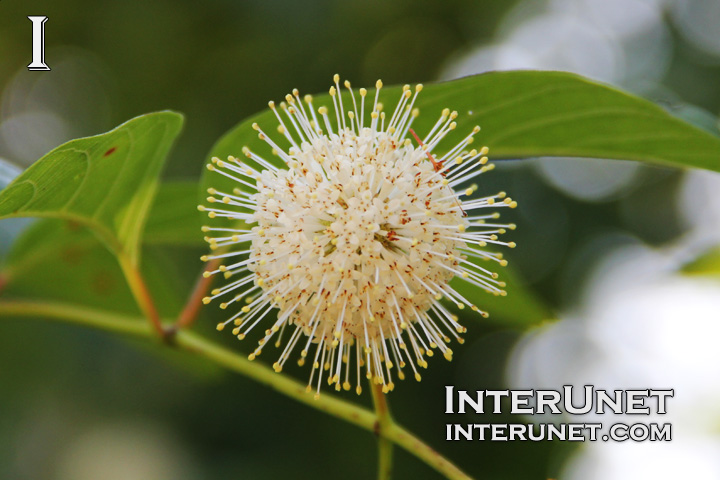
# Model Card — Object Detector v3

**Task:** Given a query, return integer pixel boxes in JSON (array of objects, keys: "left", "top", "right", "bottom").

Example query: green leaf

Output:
[
  {"left": 668, "top": 103, "right": 720, "bottom": 138},
  {"left": 451, "top": 263, "right": 552, "bottom": 327},
  {"left": 422, "top": 72, "right": 720, "bottom": 170},
  {"left": 681, "top": 246, "right": 720, "bottom": 276},
  {"left": 144, "top": 181, "right": 204, "bottom": 246},
  {"left": 202, "top": 71, "right": 720, "bottom": 199},
  {"left": 0, "top": 111, "right": 184, "bottom": 264},
  {"left": 0, "top": 217, "right": 223, "bottom": 379},
  {"left": 1, "top": 219, "right": 184, "bottom": 317},
  {"left": 0, "top": 180, "right": 205, "bottom": 308}
]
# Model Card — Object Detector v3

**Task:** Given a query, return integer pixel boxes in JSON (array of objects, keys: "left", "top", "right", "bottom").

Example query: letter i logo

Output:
[{"left": 27, "top": 16, "right": 51, "bottom": 71}]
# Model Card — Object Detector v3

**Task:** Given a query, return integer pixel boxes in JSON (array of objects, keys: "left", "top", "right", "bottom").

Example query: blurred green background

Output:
[{"left": 1, "top": 0, "right": 719, "bottom": 479}]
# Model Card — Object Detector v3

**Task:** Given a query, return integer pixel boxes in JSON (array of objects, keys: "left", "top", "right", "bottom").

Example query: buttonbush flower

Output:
[{"left": 200, "top": 75, "right": 516, "bottom": 398}]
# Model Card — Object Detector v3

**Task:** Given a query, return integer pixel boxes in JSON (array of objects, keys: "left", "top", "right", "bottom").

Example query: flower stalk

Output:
[
  {"left": 175, "top": 257, "right": 222, "bottom": 330},
  {"left": 118, "top": 254, "right": 167, "bottom": 340},
  {"left": 371, "top": 382, "right": 395, "bottom": 479}
]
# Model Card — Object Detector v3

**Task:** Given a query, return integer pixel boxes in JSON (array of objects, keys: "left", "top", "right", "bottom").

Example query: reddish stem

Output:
[
  {"left": 174, "top": 258, "right": 221, "bottom": 331},
  {"left": 119, "top": 256, "right": 169, "bottom": 341}
]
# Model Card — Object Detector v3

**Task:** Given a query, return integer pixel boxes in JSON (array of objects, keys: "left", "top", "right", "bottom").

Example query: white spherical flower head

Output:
[{"left": 201, "top": 75, "right": 516, "bottom": 398}]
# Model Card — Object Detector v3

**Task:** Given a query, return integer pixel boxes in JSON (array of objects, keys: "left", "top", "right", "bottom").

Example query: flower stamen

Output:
[{"left": 201, "top": 75, "right": 516, "bottom": 396}]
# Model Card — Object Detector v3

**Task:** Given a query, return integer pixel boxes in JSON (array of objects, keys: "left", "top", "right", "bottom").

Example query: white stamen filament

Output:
[{"left": 201, "top": 75, "right": 515, "bottom": 396}]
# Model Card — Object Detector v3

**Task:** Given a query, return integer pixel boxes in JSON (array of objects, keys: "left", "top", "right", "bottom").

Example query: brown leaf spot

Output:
[
  {"left": 92, "top": 270, "right": 116, "bottom": 295},
  {"left": 65, "top": 220, "right": 82, "bottom": 231},
  {"left": 104, "top": 146, "right": 117, "bottom": 157},
  {"left": 61, "top": 246, "right": 85, "bottom": 264}
]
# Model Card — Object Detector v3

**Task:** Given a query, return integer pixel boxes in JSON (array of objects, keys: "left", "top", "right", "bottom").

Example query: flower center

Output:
[{"left": 249, "top": 129, "right": 464, "bottom": 346}]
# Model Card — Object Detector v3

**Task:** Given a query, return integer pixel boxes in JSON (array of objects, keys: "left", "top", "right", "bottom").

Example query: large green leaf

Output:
[
  {"left": 669, "top": 103, "right": 720, "bottom": 138},
  {"left": 202, "top": 71, "right": 720, "bottom": 200},
  {"left": 0, "top": 111, "right": 184, "bottom": 264},
  {"left": 681, "top": 246, "right": 720, "bottom": 276},
  {"left": 1, "top": 219, "right": 184, "bottom": 316},
  {"left": 421, "top": 72, "right": 720, "bottom": 169},
  {"left": 144, "top": 181, "right": 204, "bottom": 246},
  {"left": 451, "top": 262, "right": 552, "bottom": 327},
  {"left": 0, "top": 217, "right": 222, "bottom": 378}
]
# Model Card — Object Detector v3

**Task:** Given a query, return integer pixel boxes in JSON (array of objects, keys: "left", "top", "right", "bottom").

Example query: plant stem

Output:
[
  {"left": 175, "top": 330, "right": 377, "bottom": 430},
  {"left": 0, "top": 300, "right": 473, "bottom": 480},
  {"left": 175, "top": 258, "right": 220, "bottom": 330},
  {"left": 0, "top": 300, "right": 375, "bottom": 432},
  {"left": 0, "top": 301, "right": 151, "bottom": 336},
  {"left": 385, "top": 423, "right": 471, "bottom": 480},
  {"left": 118, "top": 255, "right": 167, "bottom": 339},
  {"left": 371, "top": 383, "right": 394, "bottom": 480}
]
